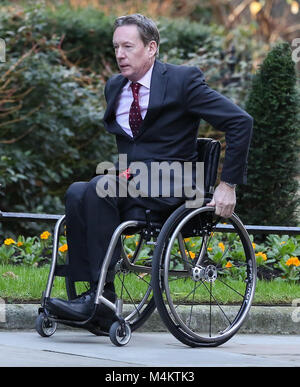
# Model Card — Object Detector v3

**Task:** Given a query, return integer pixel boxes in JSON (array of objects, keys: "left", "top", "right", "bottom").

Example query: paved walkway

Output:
[{"left": 1, "top": 330, "right": 300, "bottom": 367}]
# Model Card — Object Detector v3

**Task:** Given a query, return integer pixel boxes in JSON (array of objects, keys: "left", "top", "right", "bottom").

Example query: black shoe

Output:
[
  {"left": 46, "top": 290, "right": 96, "bottom": 321},
  {"left": 46, "top": 283, "right": 116, "bottom": 322}
]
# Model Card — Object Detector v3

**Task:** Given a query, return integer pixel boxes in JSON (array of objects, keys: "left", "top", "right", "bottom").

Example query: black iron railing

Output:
[{"left": 0, "top": 211, "right": 299, "bottom": 235}]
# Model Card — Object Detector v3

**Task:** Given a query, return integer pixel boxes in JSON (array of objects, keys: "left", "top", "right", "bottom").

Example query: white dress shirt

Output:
[{"left": 115, "top": 64, "right": 154, "bottom": 137}]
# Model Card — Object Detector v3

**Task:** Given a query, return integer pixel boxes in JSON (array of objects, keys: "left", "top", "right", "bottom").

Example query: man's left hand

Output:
[{"left": 206, "top": 181, "right": 236, "bottom": 218}]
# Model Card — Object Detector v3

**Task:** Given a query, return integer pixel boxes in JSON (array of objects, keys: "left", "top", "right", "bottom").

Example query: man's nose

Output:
[{"left": 115, "top": 47, "right": 125, "bottom": 59}]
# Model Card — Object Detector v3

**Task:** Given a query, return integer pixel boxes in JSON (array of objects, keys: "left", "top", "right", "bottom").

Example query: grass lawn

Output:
[{"left": 1, "top": 264, "right": 300, "bottom": 305}]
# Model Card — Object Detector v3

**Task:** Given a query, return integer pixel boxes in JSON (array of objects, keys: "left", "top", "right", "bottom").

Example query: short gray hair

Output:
[{"left": 113, "top": 14, "right": 160, "bottom": 50}]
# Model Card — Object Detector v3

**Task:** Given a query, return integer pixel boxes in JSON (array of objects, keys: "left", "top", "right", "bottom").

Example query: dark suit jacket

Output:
[{"left": 103, "top": 59, "right": 253, "bottom": 185}]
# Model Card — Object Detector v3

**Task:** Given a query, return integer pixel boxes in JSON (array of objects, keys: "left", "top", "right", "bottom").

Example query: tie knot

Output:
[{"left": 130, "top": 82, "right": 141, "bottom": 96}]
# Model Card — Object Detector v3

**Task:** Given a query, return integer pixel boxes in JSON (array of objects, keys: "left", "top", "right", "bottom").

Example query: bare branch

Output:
[{"left": 0, "top": 125, "right": 36, "bottom": 144}]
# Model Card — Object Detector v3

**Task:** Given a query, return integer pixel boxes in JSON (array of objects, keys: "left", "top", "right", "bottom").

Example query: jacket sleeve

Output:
[{"left": 184, "top": 66, "right": 253, "bottom": 184}]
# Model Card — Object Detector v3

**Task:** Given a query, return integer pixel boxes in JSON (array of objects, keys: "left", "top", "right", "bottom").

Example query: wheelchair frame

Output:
[{"left": 36, "top": 138, "right": 257, "bottom": 347}]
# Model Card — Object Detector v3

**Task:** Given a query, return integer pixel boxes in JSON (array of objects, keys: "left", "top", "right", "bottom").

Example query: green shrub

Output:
[
  {"left": 236, "top": 42, "right": 300, "bottom": 226},
  {"left": 0, "top": 38, "right": 116, "bottom": 225}
]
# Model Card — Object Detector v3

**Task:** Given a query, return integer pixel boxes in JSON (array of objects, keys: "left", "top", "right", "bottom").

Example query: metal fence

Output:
[{"left": 1, "top": 210, "right": 299, "bottom": 236}]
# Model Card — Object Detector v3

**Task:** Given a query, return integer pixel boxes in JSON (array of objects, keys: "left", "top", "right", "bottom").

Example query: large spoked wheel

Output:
[
  {"left": 115, "top": 232, "right": 156, "bottom": 331},
  {"left": 65, "top": 232, "right": 155, "bottom": 333},
  {"left": 152, "top": 205, "right": 256, "bottom": 348}
]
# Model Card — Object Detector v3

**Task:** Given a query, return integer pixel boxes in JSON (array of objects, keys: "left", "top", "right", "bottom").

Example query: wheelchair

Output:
[{"left": 36, "top": 138, "right": 257, "bottom": 347}]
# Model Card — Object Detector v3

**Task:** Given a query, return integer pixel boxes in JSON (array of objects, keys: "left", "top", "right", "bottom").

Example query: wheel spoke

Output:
[
  {"left": 117, "top": 273, "right": 141, "bottom": 316},
  {"left": 173, "top": 280, "right": 204, "bottom": 309},
  {"left": 201, "top": 280, "right": 232, "bottom": 325},
  {"left": 216, "top": 276, "right": 245, "bottom": 299}
]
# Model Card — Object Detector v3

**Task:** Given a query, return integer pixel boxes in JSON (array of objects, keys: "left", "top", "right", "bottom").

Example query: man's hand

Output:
[{"left": 206, "top": 181, "right": 236, "bottom": 218}]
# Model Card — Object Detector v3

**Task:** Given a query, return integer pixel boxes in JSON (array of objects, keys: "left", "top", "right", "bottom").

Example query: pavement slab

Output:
[{"left": 0, "top": 330, "right": 300, "bottom": 367}]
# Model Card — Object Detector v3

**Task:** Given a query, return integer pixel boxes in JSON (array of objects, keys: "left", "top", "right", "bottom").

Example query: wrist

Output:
[{"left": 221, "top": 181, "right": 237, "bottom": 189}]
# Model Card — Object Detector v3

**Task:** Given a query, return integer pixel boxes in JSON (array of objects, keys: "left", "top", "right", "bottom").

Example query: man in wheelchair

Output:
[{"left": 46, "top": 14, "right": 253, "bottom": 329}]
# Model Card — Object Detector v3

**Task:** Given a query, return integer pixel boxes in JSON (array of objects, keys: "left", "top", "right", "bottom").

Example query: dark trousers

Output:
[{"left": 65, "top": 175, "right": 183, "bottom": 284}]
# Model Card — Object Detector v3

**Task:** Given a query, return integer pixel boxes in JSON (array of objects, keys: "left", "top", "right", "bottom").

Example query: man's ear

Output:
[{"left": 148, "top": 40, "right": 158, "bottom": 58}]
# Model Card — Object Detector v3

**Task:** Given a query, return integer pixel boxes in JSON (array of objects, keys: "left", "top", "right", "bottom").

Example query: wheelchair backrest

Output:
[{"left": 196, "top": 138, "right": 221, "bottom": 197}]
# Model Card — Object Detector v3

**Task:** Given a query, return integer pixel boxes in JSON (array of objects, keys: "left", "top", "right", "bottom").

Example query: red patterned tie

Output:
[{"left": 129, "top": 82, "right": 143, "bottom": 137}]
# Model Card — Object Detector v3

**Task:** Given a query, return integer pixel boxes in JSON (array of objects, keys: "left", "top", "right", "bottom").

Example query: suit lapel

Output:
[
  {"left": 135, "top": 60, "right": 167, "bottom": 139},
  {"left": 104, "top": 76, "right": 127, "bottom": 123}
]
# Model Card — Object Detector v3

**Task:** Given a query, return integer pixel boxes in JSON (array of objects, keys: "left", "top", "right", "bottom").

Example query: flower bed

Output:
[{"left": 1, "top": 231, "right": 300, "bottom": 282}]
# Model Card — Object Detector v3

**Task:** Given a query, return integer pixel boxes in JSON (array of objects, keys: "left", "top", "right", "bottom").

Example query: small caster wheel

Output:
[
  {"left": 109, "top": 321, "right": 131, "bottom": 346},
  {"left": 35, "top": 313, "right": 57, "bottom": 337}
]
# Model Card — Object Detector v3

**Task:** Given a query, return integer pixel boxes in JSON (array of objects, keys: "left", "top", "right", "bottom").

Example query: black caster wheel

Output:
[
  {"left": 109, "top": 321, "right": 131, "bottom": 346},
  {"left": 35, "top": 313, "right": 57, "bottom": 337}
]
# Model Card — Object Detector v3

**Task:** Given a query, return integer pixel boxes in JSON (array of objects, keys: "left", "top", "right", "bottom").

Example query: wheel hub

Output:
[
  {"left": 192, "top": 264, "right": 217, "bottom": 283},
  {"left": 204, "top": 265, "right": 218, "bottom": 282}
]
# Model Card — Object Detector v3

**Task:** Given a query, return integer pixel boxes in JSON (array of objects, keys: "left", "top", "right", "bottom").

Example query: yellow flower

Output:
[
  {"left": 286, "top": 257, "right": 300, "bottom": 267},
  {"left": 59, "top": 243, "right": 68, "bottom": 253},
  {"left": 291, "top": 1, "right": 299, "bottom": 15},
  {"left": 250, "top": 1, "right": 262, "bottom": 16},
  {"left": 4, "top": 238, "right": 16, "bottom": 246},
  {"left": 280, "top": 241, "right": 286, "bottom": 245},
  {"left": 207, "top": 247, "right": 213, "bottom": 252},
  {"left": 127, "top": 253, "right": 132, "bottom": 259},
  {"left": 40, "top": 231, "right": 51, "bottom": 240},
  {"left": 225, "top": 261, "right": 233, "bottom": 268},
  {"left": 191, "top": 243, "right": 195, "bottom": 247},
  {"left": 184, "top": 238, "right": 191, "bottom": 242},
  {"left": 189, "top": 251, "right": 195, "bottom": 259},
  {"left": 125, "top": 235, "right": 133, "bottom": 239},
  {"left": 252, "top": 242, "right": 256, "bottom": 249},
  {"left": 218, "top": 242, "right": 225, "bottom": 252},
  {"left": 255, "top": 252, "right": 267, "bottom": 261},
  {"left": 17, "top": 241, "right": 23, "bottom": 247}
]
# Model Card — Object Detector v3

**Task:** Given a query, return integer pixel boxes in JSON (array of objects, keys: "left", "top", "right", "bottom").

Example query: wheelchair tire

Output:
[{"left": 152, "top": 204, "right": 256, "bottom": 348}]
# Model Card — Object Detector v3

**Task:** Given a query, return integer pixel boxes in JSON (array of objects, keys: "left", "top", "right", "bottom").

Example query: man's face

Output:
[{"left": 113, "top": 25, "right": 157, "bottom": 82}]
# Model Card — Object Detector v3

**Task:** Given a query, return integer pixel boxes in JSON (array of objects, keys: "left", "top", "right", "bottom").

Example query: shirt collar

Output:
[{"left": 125, "top": 63, "right": 154, "bottom": 91}]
